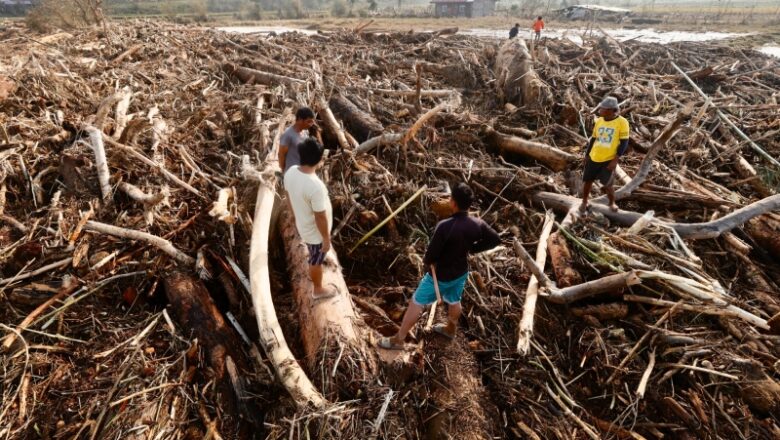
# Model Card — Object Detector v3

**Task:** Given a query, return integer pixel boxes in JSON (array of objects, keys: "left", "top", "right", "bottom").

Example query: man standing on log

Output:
[
  {"left": 509, "top": 23, "right": 520, "bottom": 39},
  {"left": 380, "top": 183, "right": 501, "bottom": 349},
  {"left": 284, "top": 138, "right": 337, "bottom": 300},
  {"left": 532, "top": 16, "right": 544, "bottom": 41},
  {"left": 279, "top": 107, "right": 317, "bottom": 174},
  {"left": 580, "top": 96, "right": 630, "bottom": 214}
]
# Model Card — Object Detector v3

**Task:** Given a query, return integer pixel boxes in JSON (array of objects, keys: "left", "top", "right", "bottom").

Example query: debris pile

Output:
[{"left": 1, "top": 20, "right": 779, "bottom": 439}]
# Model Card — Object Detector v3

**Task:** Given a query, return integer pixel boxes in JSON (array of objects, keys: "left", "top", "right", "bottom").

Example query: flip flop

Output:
[
  {"left": 432, "top": 324, "right": 455, "bottom": 340},
  {"left": 378, "top": 337, "right": 404, "bottom": 350}
]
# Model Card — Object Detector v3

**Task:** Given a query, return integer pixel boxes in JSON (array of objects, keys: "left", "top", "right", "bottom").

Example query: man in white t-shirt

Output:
[{"left": 283, "top": 138, "right": 336, "bottom": 300}]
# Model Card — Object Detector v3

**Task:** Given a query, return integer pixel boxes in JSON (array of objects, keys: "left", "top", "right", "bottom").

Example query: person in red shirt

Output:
[{"left": 532, "top": 16, "right": 544, "bottom": 41}]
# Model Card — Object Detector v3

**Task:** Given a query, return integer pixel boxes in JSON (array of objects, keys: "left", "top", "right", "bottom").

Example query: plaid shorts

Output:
[{"left": 306, "top": 243, "right": 327, "bottom": 266}]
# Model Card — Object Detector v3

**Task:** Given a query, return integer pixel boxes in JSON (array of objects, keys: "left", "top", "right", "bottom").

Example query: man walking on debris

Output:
[
  {"left": 279, "top": 107, "right": 317, "bottom": 174},
  {"left": 579, "top": 96, "right": 630, "bottom": 214},
  {"left": 379, "top": 183, "right": 501, "bottom": 349},
  {"left": 509, "top": 23, "right": 520, "bottom": 39},
  {"left": 284, "top": 139, "right": 337, "bottom": 300},
  {"left": 533, "top": 16, "right": 544, "bottom": 41}
]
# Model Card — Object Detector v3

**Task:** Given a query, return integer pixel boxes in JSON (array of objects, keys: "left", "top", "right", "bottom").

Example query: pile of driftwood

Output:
[{"left": 1, "top": 19, "right": 779, "bottom": 440}]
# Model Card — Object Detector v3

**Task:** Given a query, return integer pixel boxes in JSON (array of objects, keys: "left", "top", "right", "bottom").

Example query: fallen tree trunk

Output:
[
  {"left": 223, "top": 63, "right": 307, "bottom": 87},
  {"left": 329, "top": 94, "right": 384, "bottom": 142},
  {"left": 278, "top": 208, "right": 376, "bottom": 394},
  {"left": 164, "top": 272, "right": 263, "bottom": 438},
  {"left": 248, "top": 111, "right": 326, "bottom": 407},
  {"left": 533, "top": 191, "right": 780, "bottom": 239},
  {"left": 484, "top": 127, "right": 577, "bottom": 172},
  {"left": 547, "top": 231, "right": 582, "bottom": 288},
  {"left": 494, "top": 38, "right": 552, "bottom": 109},
  {"left": 315, "top": 97, "right": 352, "bottom": 151},
  {"left": 424, "top": 335, "right": 496, "bottom": 440}
]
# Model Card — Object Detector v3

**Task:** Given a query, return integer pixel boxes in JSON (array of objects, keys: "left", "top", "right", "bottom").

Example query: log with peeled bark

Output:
[
  {"left": 494, "top": 38, "right": 552, "bottom": 109},
  {"left": 547, "top": 271, "right": 642, "bottom": 304},
  {"left": 328, "top": 94, "right": 384, "bottom": 142},
  {"left": 517, "top": 212, "right": 554, "bottom": 355},
  {"left": 278, "top": 208, "right": 376, "bottom": 394},
  {"left": 222, "top": 63, "right": 307, "bottom": 87},
  {"left": 484, "top": 128, "right": 577, "bottom": 172},
  {"left": 533, "top": 191, "right": 780, "bottom": 239},
  {"left": 163, "top": 272, "right": 263, "bottom": 438},
  {"left": 247, "top": 111, "right": 326, "bottom": 407}
]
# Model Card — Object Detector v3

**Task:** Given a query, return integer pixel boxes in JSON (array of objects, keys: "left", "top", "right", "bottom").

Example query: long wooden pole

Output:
[{"left": 671, "top": 62, "right": 780, "bottom": 169}]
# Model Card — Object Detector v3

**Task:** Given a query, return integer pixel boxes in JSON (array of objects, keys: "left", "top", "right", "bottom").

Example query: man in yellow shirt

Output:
[{"left": 580, "top": 96, "right": 629, "bottom": 214}]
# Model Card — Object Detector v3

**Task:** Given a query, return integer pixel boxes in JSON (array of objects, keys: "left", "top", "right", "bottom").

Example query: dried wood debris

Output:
[{"left": 1, "top": 20, "right": 779, "bottom": 440}]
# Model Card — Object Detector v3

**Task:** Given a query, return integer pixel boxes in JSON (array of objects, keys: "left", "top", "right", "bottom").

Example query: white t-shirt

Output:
[{"left": 283, "top": 166, "right": 333, "bottom": 245}]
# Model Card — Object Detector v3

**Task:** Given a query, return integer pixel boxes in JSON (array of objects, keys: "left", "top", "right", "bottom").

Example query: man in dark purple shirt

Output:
[{"left": 380, "top": 183, "right": 501, "bottom": 349}]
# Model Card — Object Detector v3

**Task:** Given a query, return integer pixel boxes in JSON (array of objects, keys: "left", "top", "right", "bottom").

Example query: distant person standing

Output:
[
  {"left": 509, "top": 23, "right": 520, "bottom": 39},
  {"left": 532, "top": 16, "right": 544, "bottom": 41}
]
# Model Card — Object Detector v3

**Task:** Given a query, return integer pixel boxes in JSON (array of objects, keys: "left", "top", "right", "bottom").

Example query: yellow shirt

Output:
[{"left": 589, "top": 116, "right": 629, "bottom": 163}]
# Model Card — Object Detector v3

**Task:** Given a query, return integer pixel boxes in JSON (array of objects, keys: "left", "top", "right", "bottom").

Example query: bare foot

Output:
[
  {"left": 578, "top": 203, "right": 589, "bottom": 214},
  {"left": 609, "top": 203, "right": 618, "bottom": 212}
]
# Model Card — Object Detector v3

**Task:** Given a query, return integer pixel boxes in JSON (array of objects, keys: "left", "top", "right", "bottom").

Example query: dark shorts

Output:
[
  {"left": 306, "top": 243, "right": 327, "bottom": 266},
  {"left": 583, "top": 158, "right": 615, "bottom": 186}
]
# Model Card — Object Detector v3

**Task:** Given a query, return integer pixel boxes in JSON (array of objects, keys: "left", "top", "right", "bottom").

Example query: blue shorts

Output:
[{"left": 412, "top": 272, "right": 468, "bottom": 306}]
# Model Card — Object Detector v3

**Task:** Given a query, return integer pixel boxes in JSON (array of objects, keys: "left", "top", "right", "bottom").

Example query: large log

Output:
[
  {"left": 222, "top": 63, "right": 307, "bottom": 87},
  {"left": 248, "top": 111, "right": 326, "bottom": 407},
  {"left": 484, "top": 127, "right": 577, "bottom": 172},
  {"left": 532, "top": 191, "right": 780, "bottom": 239},
  {"left": 424, "top": 335, "right": 496, "bottom": 440},
  {"left": 329, "top": 94, "right": 384, "bottom": 142},
  {"left": 163, "top": 272, "right": 263, "bottom": 438},
  {"left": 494, "top": 38, "right": 552, "bottom": 109},
  {"left": 278, "top": 208, "right": 376, "bottom": 394}
]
